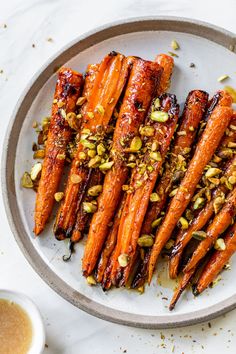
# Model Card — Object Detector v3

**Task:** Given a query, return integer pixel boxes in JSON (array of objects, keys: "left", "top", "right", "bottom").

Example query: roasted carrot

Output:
[
  {"left": 82, "top": 58, "right": 163, "bottom": 276},
  {"left": 142, "top": 90, "right": 209, "bottom": 235},
  {"left": 110, "top": 93, "right": 179, "bottom": 286},
  {"left": 34, "top": 68, "right": 84, "bottom": 235},
  {"left": 95, "top": 195, "right": 125, "bottom": 283},
  {"left": 54, "top": 53, "right": 132, "bottom": 238},
  {"left": 169, "top": 268, "right": 195, "bottom": 311},
  {"left": 193, "top": 223, "right": 236, "bottom": 295},
  {"left": 70, "top": 169, "right": 103, "bottom": 243},
  {"left": 155, "top": 54, "right": 174, "bottom": 96},
  {"left": 184, "top": 186, "right": 236, "bottom": 273},
  {"left": 169, "top": 156, "right": 236, "bottom": 279},
  {"left": 147, "top": 104, "right": 233, "bottom": 283}
]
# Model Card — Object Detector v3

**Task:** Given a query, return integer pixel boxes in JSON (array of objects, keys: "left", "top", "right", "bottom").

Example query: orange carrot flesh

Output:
[
  {"left": 54, "top": 53, "right": 132, "bottom": 238},
  {"left": 110, "top": 94, "right": 179, "bottom": 286},
  {"left": 147, "top": 105, "right": 233, "bottom": 283},
  {"left": 142, "top": 90, "right": 209, "bottom": 235},
  {"left": 194, "top": 223, "right": 236, "bottom": 295},
  {"left": 184, "top": 186, "right": 236, "bottom": 273},
  {"left": 34, "top": 68, "right": 84, "bottom": 235},
  {"left": 82, "top": 58, "right": 163, "bottom": 276},
  {"left": 95, "top": 196, "right": 125, "bottom": 283},
  {"left": 169, "top": 154, "right": 236, "bottom": 279},
  {"left": 155, "top": 54, "right": 174, "bottom": 96}
]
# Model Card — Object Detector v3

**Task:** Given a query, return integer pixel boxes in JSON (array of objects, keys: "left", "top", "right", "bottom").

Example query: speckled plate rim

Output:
[{"left": 2, "top": 16, "right": 236, "bottom": 329}]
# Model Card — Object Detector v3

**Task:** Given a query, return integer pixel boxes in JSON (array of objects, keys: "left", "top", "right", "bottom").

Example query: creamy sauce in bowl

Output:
[{"left": 0, "top": 299, "right": 33, "bottom": 354}]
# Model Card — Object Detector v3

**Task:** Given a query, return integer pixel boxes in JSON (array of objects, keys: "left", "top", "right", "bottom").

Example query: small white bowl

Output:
[{"left": 0, "top": 289, "right": 45, "bottom": 354}]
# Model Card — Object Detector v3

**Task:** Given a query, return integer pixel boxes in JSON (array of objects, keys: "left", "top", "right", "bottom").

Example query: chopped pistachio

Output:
[
  {"left": 168, "top": 51, "right": 179, "bottom": 58},
  {"left": 33, "top": 149, "right": 45, "bottom": 159},
  {"left": 192, "top": 230, "right": 207, "bottom": 241},
  {"left": 169, "top": 188, "right": 178, "bottom": 197},
  {"left": 54, "top": 192, "right": 64, "bottom": 202},
  {"left": 179, "top": 217, "right": 189, "bottom": 229},
  {"left": 81, "top": 128, "right": 91, "bottom": 135},
  {"left": 30, "top": 162, "right": 42, "bottom": 181},
  {"left": 57, "top": 101, "right": 64, "bottom": 108},
  {"left": 151, "top": 141, "right": 158, "bottom": 152},
  {"left": 77, "top": 113, "right": 82, "bottom": 119},
  {"left": 129, "top": 136, "right": 142, "bottom": 152},
  {"left": 87, "top": 112, "right": 94, "bottom": 119},
  {"left": 86, "top": 275, "right": 96, "bottom": 285},
  {"left": 97, "top": 143, "right": 106, "bottom": 156},
  {"left": 210, "top": 275, "right": 222, "bottom": 288},
  {"left": 165, "top": 239, "right": 175, "bottom": 250},
  {"left": 214, "top": 238, "right": 226, "bottom": 251},
  {"left": 137, "top": 234, "right": 154, "bottom": 247},
  {"left": 83, "top": 202, "right": 97, "bottom": 213},
  {"left": 150, "top": 151, "right": 162, "bottom": 161},
  {"left": 57, "top": 153, "right": 66, "bottom": 160},
  {"left": 127, "top": 162, "right": 136, "bottom": 168},
  {"left": 88, "top": 155, "right": 101, "bottom": 168},
  {"left": 60, "top": 109, "right": 66, "bottom": 119},
  {"left": 218, "top": 148, "right": 233, "bottom": 159},
  {"left": 229, "top": 175, "right": 236, "bottom": 185},
  {"left": 185, "top": 209, "right": 194, "bottom": 221},
  {"left": 228, "top": 142, "right": 236, "bottom": 148},
  {"left": 122, "top": 184, "right": 129, "bottom": 191},
  {"left": 151, "top": 217, "right": 162, "bottom": 228},
  {"left": 217, "top": 75, "right": 229, "bottom": 82},
  {"left": 193, "top": 197, "right": 205, "bottom": 210},
  {"left": 99, "top": 161, "right": 114, "bottom": 171},
  {"left": 96, "top": 104, "right": 104, "bottom": 115},
  {"left": 87, "top": 185, "right": 103, "bottom": 196},
  {"left": 213, "top": 154, "right": 222, "bottom": 163},
  {"left": 171, "top": 39, "right": 179, "bottom": 50},
  {"left": 225, "top": 179, "right": 233, "bottom": 190},
  {"left": 76, "top": 96, "right": 87, "bottom": 106},
  {"left": 154, "top": 98, "right": 161, "bottom": 108},
  {"left": 118, "top": 253, "right": 129, "bottom": 267},
  {"left": 177, "top": 131, "right": 187, "bottom": 136},
  {"left": 87, "top": 149, "right": 96, "bottom": 158},
  {"left": 147, "top": 165, "right": 154, "bottom": 172},
  {"left": 205, "top": 167, "right": 221, "bottom": 178},
  {"left": 21, "top": 172, "right": 34, "bottom": 188},
  {"left": 208, "top": 177, "right": 220, "bottom": 185},
  {"left": 79, "top": 151, "right": 86, "bottom": 160},
  {"left": 32, "top": 121, "right": 38, "bottom": 129},
  {"left": 150, "top": 193, "right": 160, "bottom": 202},
  {"left": 71, "top": 174, "right": 82, "bottom": 184},
  {"left": 66, "top": 112, "right": 78, "bottom": 130},
  {"left": 151, "top": 111, "right": 169, "bottom": 122},
  {"left": 137, "top": 286, "right": 144, "bottom": 294},
  {"left": 189, "top": 126, "right": 195, "bottom": 132},
  {"left": 81, "top": 140, "right": 95, "bottom": 149},
  {"left": 139, "top": 126, "right": 155, "bottom": 136}
]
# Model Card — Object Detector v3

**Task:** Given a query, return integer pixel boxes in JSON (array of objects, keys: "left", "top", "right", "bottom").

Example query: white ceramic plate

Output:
[{"left": 3, "top": 17, "right": 236, "bottom": 328}]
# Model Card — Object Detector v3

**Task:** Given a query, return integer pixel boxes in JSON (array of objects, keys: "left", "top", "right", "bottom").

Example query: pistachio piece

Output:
[
  {"left": 129, "top": 136, "right": 142, "bottom": 152},
  {"left": 171, "top": 39, "right": 179, "bottom": 50},
  {"left": 168, "top": 51, "right": 179, "bottom": 58},
  {"left": 139, "top": 126, "right": 155, "bottom": 136},
  {"left": 178, "top": 217, "right": 189, "bottom": 229},
  {"left": 21, "top": 172, "right": 34, "bottom": 188},
  {"left": 81, "top": 140, "right": 96, "bottom": 150},
  {"left": 79, "top": 151, "right": 86, "bottom": 160},
  {"left": 150, "top": 193, "right": 160, "bottom": 202},
  {"left": 192, "top": 230, "right": 207, "bottom": 241},
  {"left": 76, "top": 96, "right": 87, "bottom": 106},
  {"left": 71, "top": 174, "right": 82, "bottom": 184},
  {"left": 97, "top": 143, "right": 106, "bottom": 156},
  {"left": 87, "top": 112, "right": 94, "bottom": 119},
  {"left": 228, "top": 142, "right": 236, "bottom": 148},
  {"left": 66, "top": 112, "right": 79, "bottom": 130},
  {"left": 214, "top": 238, "right": 226, "bottom": 251},
  {"left": 137, "top": 234, "right": 154, "bottom": 247},
  {"left": 30, "top": 162, "right": 42, "bottom": 181},
  {"left": 127, "top": 162, "right": 136, "bottom": 168},
  {"left": 154, "top": 98, "right": 161, "bottom": 108},
  {"left": 169, "top": 188, "right": 178, "bottom": 197},
  {"left": 60, "top": 109, "right": 66, "bottom": 119},
  {"left": 189, "top": 126, "right": 195, "bottom": 132},
  {"left": 150, "top": 151, "right": 162, "bottom": 162},
  {"left": 83, "top": 202, "right": 97, "bottom": 213},
  {"left": 151, "top": 217, "right": 162, "bottom": 228},
  {"left": 33, "top": 149, "right": 45, "bottom": 159},
  {"left": 99, "top": 161, "right": 114, "bottom": 171},
  {"left": 151, "top": 141, "right": 158, "bottom": 152},
  {"left": 185, "top": 209, "right": 194, "bottom": 221},
  {"left": 87, "top": 149, "right": 96, "bottom": 158},
  {"left": 88, "top": 155, "right": 101, "bottom": 168},
  {"left": 205, "top": 167, "right": 221, "bottom": 178},
  {"left": 217, "top": 75, "right": 229, "bottom": 82},
  {"left": 86, "top": 275, "right": 96, "bottom": 285},
  {"left": 96, "top": 104, "right": 104, "bottom": 115},
  {"left": 87, "top": 185, "right": 103, "bottom": 196},
  {"left": 228, "top": 175, "right": 236, "bottom": 185},
  {"left": 118, "top": 253, "right": 129, "bottom": 267},
  {"left": 150, "top": 111, "right": 168, "bottom": 122},
  {"left": 54, "top": 192, "right": 64, "bottom": 202},
  {"left": 218, "top": 148, "right": 233, "bottom": 159},
  {"left": 193, "top": 197, "right": 205, "bottom": 210},
  {"left": 165, "top": 239, "right": 175, "bottom": 250},
  {"left": 57, "top": 153, "right": 66, "bottom": 160}
]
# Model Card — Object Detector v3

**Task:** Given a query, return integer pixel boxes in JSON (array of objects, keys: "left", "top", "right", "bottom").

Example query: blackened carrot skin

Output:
[{"left": 34, "top": 67, "right": 84, "bottom": 235}]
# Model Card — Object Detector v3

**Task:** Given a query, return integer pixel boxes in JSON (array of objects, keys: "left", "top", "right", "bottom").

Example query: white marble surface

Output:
[{"left": 1, "top": 1, "right": 236, "bottom": 353}]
